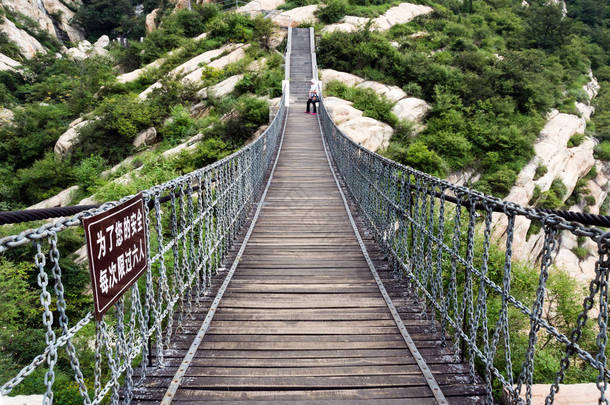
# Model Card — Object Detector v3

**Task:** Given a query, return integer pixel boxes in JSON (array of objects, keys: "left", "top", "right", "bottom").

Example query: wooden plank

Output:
[
  {"left": 173, "top": 375, "right": 430, "bottom": 388},
  {"left": 169, "top": 387, "right": 438, "bottom": 401}
]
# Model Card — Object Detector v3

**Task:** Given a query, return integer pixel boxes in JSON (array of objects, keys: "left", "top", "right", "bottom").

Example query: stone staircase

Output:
[{"left": 290, "top": 28, "right": 313, "bottom": 104}]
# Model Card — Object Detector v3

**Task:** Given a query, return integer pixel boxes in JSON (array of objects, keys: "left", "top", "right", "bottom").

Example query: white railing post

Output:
[
  {"left": 284, "top": 26, "right": 292, "bottom": 104},
  {"left": 309, "top": 27, "right": 317, "bottom": 81}
]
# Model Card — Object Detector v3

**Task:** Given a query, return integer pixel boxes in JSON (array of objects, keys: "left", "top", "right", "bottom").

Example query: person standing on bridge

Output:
[{"left": 306, "top": 78, "right": 321, "bottom": 115}]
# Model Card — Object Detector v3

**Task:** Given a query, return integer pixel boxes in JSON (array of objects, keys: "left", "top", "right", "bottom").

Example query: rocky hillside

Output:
[{"left": 0, "top": 0, "right": 83, "bottom": 58}]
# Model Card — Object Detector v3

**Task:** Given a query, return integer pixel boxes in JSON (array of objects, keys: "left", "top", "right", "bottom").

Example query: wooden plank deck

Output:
[{"left": 130, "top": 28, "right": 484, "bottom": 404}]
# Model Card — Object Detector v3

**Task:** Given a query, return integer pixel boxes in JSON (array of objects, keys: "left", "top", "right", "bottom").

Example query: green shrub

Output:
[
  {"left": 235, "top": 64, "right": 283, "bottom": 98},
  {"left": 584, "top": 195, "right": 596, "bottom": 206},
  {"left": 567, "top": 133, "right": 585, "bottom": 147},
  {"left": 0, "top": 32, "right": 22, "bottom": 61},
  {"left": 529, "top": 185, "right": 541, "bottom": 205},
  {"left": 392, "top": 120, "right": 414, "bottom": 144},
  {"left": 595, "top": 141, "right": 610, "bottom": 160},
  {"left": 325, "top": 81, "right": 397, "bottom": 126},
  {"left": 550, "top": 178, "right": 567, "bottom": 198},
  {"left": 160, "top": 105, "right": 198, "bottom": 146},
  {"left": 0, "top": 103, "right": 73, "bottom": 170},
  {"left": 172, "top": 137, "right": 233, "bottom": 173},
  {"left": 403, "top": 82, "right": 423, "bottom": 98},
  {"left": 207, "top": 13, "right": 273, "bottom": 47},
  {"left": 383, "top": 141, "right": 446, "bottom": 178},
  {"left": 74, "top": 155, "right": 108, "bottom": 193},
  {"left": 601, "top": 195, "right": 610, "bottom": 215},
  {"left": 534, "top": 179, "right": 567, "bottom": 209},
  {"left": 5, "top": 153, "right": 75, "bottom": 207},
  {"left": 571, "top": 246, "right": 589, "bottom": 260},
  {"left": 534, "top": 164, "right": 548, "bottom": 180},
  {"left": 584, "top": 164, "right": 597, "bottom": 180},
  {"left": 316, "top": 0, "right": 348, "bottom": 24},
  {"left": 475, "top": 167, "right": 517, "bottom": 197},
  {"left": 74, "top": 0, "right": 134, "bottom": 40}
]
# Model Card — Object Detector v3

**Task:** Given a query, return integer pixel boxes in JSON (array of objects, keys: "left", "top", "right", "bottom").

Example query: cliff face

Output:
[
  {"left": 490, "top": 72, "right": 605, "bottom": 283},
  {"left": 0, "top": 0, "right": 84, "bottom": 57}
]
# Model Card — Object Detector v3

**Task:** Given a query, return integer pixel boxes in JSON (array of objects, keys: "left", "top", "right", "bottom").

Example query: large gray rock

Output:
[
  {"left": 0, "top": 17, "right": 46, "bottom": 58},
  {"left": 272, "top": 5, "right": 318, "bottom": 27},
  {"left": 583, "top": 70, "right": 600, "bottom": 101},
  {"left": 0, "top": 52, "right": 20, "bottom": 71},
  {"left": 237, "top": 0, "right": 285, "bottom": 16},
  {"left": 372, "top": 3, "right": 433, "bottom": 31},
  {"left": 0, "top": 394, "right": 44, "bottom": 405},
  {"left": 117, "top": 57, "right": 167, "bottom": 84},
  {"left": 0, "top": 107, "right": 15, "bottom": 125},
  {"left": 146, "top": 8, "right": 160, "bottom": 32},
  {"left": 338, "top": 117, "right": 393, "bottom": 152},
  {"left": 491, "top": 111, "right": 595, "bottom": 274},
  {"left": 182, "top": 45, "right": 249, "bottom": 84},
  {"left": 1, "top": 0, "right": 84, "bottom": 43},
  {"left": 138, "top": 81, "right": 163, "bottom": 100},
  {"left": 41, "top": 0, "right": 85, "bottom": 43},
  {"left": 320, "top": 69, "right": 364, "bottom": 88},
  {"left": 391, "top": 97, "right": 430, "bottom": 123},
  {"left": 324, "top": 97, "right": 363, "bottom": 125},
  {"left": 356, "top": 81, "right": 406, "bottom": 103},
  {"left": 133, "top": 127, "right": 157, "bottom": 149},
  {"left": 2, "top": 0, "right": 55, "bottom": 38},
  {"left": 198, "top": 74, "right": 244, "bottom": 99},
  {"left": 66, "top": 38, "right": 109, "bottom": 60},
  {"left": 269, "top": 28, "right": 287, "bottom": 49},
  {"left": 170, "top": 43, "right": 241, "bottom": 77},
  {"left": 28, "top": 185, "right": 79, "bottom": 209},
  {"left": 94, "top": 35, "right": 110, "bottom": 49},
  {"left": 323, "top": 2, "right": 433, "bottom": 33},
  {"left": 321, "top": 16, "right": 368, "bottom": 34},
  {"left": 208, "top": 45, "right": 249, "bottom": 69},
  {"left": 161, "top": 133, "right": 204, "bottom": 158},
  {"left": 517, "top": 383, "right": 598, "bottom": 405},
  {"left": 54, "top": 119, "right": 91, "bottom": 157}
]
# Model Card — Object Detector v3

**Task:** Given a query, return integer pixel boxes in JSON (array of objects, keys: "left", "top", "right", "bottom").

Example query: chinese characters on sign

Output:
[{"left": 82, "top": 193, "right": 149, "bottom": 320}]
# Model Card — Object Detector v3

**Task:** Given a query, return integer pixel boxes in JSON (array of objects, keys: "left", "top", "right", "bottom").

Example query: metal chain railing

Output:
[
  {"left": 315, "top": 60, "right": 610, "bottom": 405},
  {"left": 0, "top": 85, "right": 287, "bottom": 405}
]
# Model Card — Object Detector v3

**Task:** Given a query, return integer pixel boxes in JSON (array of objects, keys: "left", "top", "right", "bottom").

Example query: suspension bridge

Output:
[{"left": 1, "top": 28, "right": 609, "bottom": 405}]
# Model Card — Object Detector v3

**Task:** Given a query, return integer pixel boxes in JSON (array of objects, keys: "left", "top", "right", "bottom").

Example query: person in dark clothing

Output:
[{"left": 306, "top": 79, "right": 320, "bottom": 114}]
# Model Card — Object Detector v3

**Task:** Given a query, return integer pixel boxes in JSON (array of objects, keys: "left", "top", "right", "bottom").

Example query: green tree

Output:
[{"left": 75, "top": 0, "right": 133, "bottom": 40}]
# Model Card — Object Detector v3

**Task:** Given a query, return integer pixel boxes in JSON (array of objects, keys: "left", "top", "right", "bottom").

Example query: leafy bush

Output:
[
  {"left": 568, "top": 133, "right": 585, "bottom": 147},
  {"left": 571, "top": 246, "right": 589, "bottom": 260},
  {"left": 475, "top": 166, "right": 517, "bottom": 197},
  {"left": 0, "top": 32, "right": 22, "bottom": 61},
  {"left": 533, "top": 178, "right": 567, "bottom": 209},
  {"left": 325, "top": 81, "right": 397, "bottom": 126},
  {"left": 595, "top": 141, "right": 610, "bottom": 160},
  {"left": 74, "top": 155, "right": 108, "bottom": 193},
  {"left": 207, "top": 13, "right": 273, "bottom": 47},
  {"left": 316, "top": 0, "right": 348, "bottom": 24},
  {"left": 235, "top": 59, "right": 283, "bottom": 97},
  {"left": 10, "top": 153, "right": 75, "bottom": 206},
  {"left": 383, "top": 141, "right": 446, "bottom": 178},
  {"left": 74, "top": 0, "right": 134, "bottom": 40},
  {"left": 534, "top": 164, "right": 548, "bottom": 180},
  {"left": 160, "top": 105, "right": 198, "bottom": 146},
  {"left": 585, "top": 195, "right": 596, "bottom": 206},
  {"left": 0, "top": 103, "right": 71, "bottom": 170}
]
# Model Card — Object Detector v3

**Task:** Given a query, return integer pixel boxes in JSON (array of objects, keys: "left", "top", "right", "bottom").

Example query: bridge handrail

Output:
[
  {"left": 0, "top": 30, "right": 291, "bottom": 404},
  {"left": 314, "top": 44, "right": 610, "bottom": 405}
]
